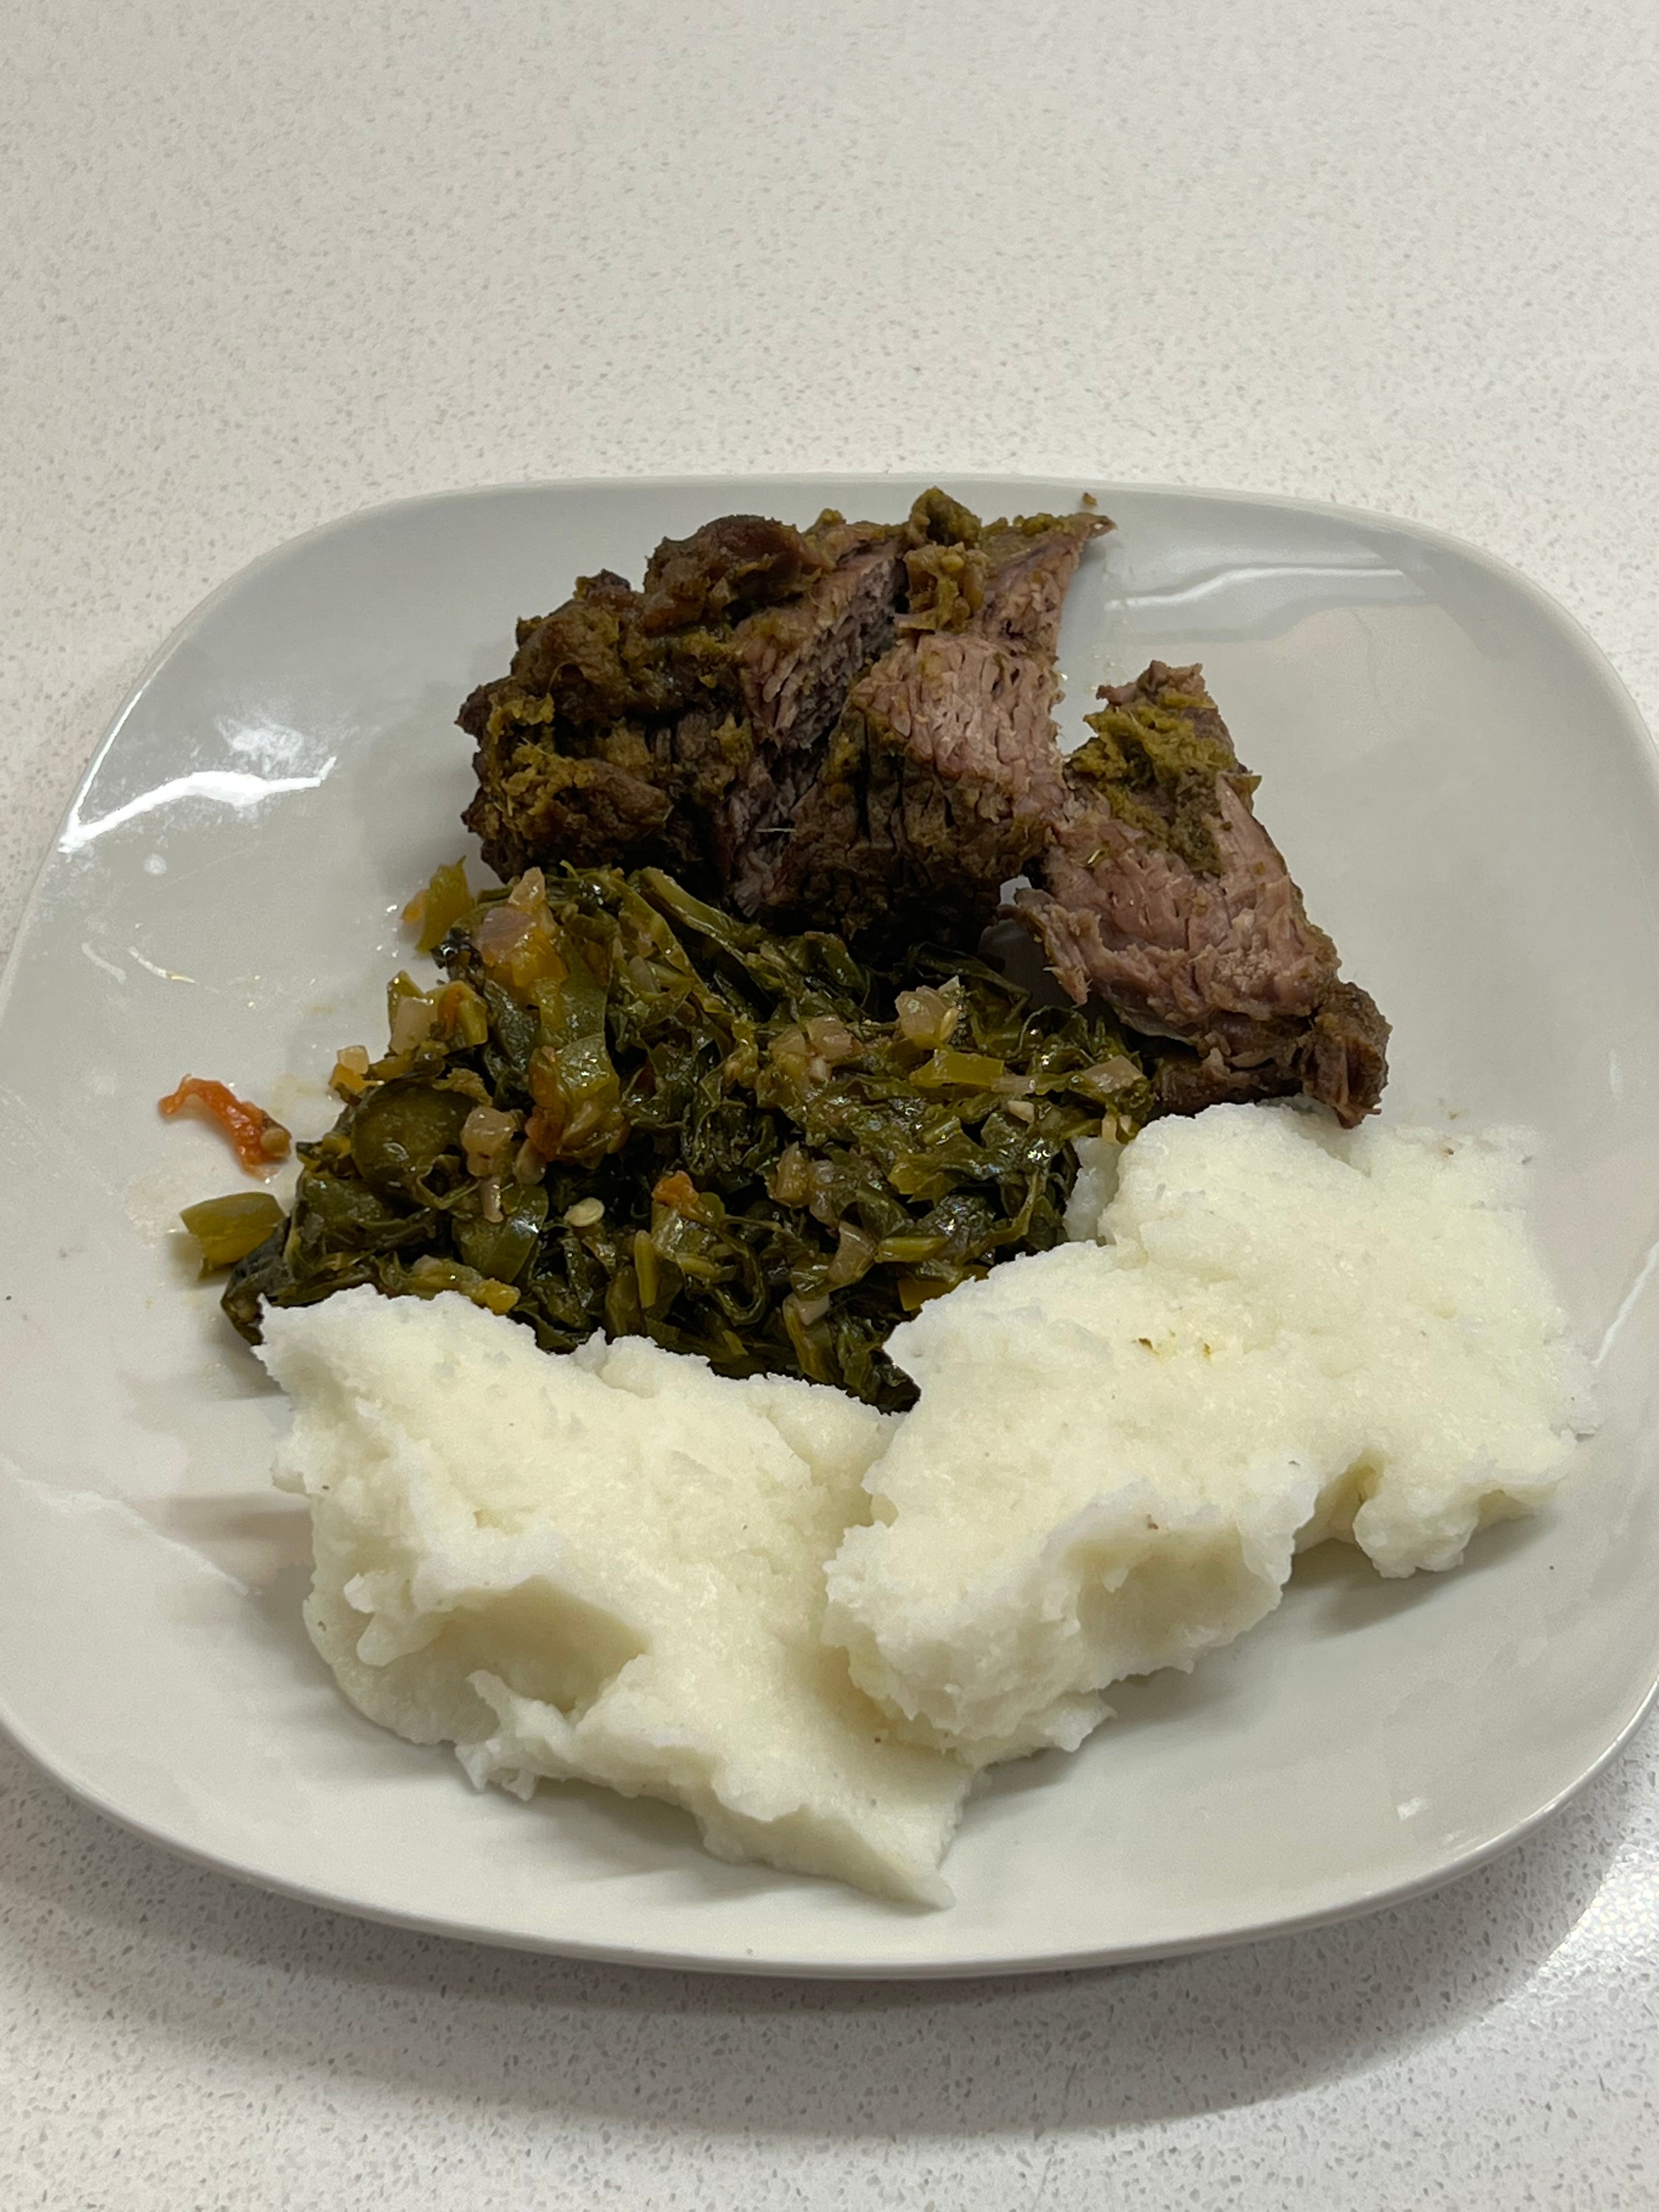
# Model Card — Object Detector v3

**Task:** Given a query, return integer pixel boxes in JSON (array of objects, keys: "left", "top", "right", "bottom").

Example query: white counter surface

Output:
[{"left": 4, "top": 4, "right": 1657, "bottom": 2204}]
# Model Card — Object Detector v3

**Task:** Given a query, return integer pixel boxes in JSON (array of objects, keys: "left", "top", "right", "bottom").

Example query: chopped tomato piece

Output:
[{"left": 158, "top": 1076, "right": 291, "bottom": 1174}]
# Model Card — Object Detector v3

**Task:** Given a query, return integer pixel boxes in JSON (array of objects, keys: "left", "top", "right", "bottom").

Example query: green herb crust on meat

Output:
[
  {"left": 1069, "top": 665, "right": 1260, "bottom": 877},
  {"left": 221, "top": 865, "right": 1153, "bottom": 1410}
]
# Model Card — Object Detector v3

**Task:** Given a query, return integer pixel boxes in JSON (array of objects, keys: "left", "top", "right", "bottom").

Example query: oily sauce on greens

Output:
[{"left": 220, "top": 864, "right": 1152, "bottom": 1409}]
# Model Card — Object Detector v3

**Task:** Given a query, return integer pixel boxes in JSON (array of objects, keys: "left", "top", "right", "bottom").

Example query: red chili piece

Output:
[{"left": 158, "top": 1076, "right": 291, "bottom": 1174}]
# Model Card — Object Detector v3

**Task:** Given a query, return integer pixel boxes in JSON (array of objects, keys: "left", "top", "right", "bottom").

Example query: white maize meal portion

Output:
[
  {"left": 825, "top": 1104, "right": 1594, "bottom": 1766},
  {"left": 263, "top": 1103, "right": 1593, "bottom": 1901},
  {"left": 259, "top": 1295, "right": 973, "bottom": 1905}
]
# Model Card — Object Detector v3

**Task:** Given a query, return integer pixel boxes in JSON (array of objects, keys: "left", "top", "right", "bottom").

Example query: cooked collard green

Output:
[{"left": 219, "top": 864, "right": 1153, "bottom": 1409}]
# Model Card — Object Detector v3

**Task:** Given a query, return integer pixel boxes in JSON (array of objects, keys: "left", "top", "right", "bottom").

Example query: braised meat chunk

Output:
[
  {"left": 1014, "top": 662, "right": 1388, "bottom": 1124},
  {"left": 458, "top": 498, "right": 1388, "bottom": 1126},
  {"left": 459, "top": 510, "right": 903, "bottom": 893},
  {"left": 742, "top": 505, "right": 1110, "bottom": 944}
]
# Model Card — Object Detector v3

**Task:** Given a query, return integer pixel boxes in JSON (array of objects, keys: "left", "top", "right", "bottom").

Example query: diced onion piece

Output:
[
  {"left": 1071, "top": 1055, "right": 1143, "bottom": 1104},
  {"left": 803, "top": 1015, "right": 860, "bottom": 1065},
  {"left": 330, "top": 1045, "right": 373, "bottom": 1098},
  {"left": 512, "top": 1136, "right": 547, "bottom": 1186},
  {"left": 387, "top": 994, "right": 437, "bottom": 1056},
  {"left": 769, "top": 1143, "right": 815, "bottom": 1208},
  {"left": 895, "top": 986, "right": 961, "bottom": 1049},
  {"left": 461, "top": 1103, "right": 520, "bottom": 1179},
  {"left": 476, "top": 872, "right": 568, "bottom": 995}
]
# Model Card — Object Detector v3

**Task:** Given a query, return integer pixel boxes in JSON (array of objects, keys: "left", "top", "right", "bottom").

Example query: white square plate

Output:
[{"left": 2, "top": 477, "right": 1656, "bottom": 1977}]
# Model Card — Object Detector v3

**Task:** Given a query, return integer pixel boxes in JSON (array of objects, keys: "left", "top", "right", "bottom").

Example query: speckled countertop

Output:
[{"left": 4, "top": 3, "right": 1658, "bottom": 2204}]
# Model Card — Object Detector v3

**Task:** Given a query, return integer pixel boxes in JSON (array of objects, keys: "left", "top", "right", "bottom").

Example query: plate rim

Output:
[
  {"left": 2, "top": 1635, "right": 1652, "bottom": 1980},
  {"left": 3, "top": 470, "right": 1655, "bottom": 1979}
]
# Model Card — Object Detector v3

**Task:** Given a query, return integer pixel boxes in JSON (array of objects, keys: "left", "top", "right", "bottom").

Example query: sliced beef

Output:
[
  {"left": 733, "top": 521, "right": 902, "bottom": 755},
  {"left": 740, "top": 509, "right": 1110, "bottom": 942},
  {"left": 1014, "top": 662, "right": 1388, "bottom": 1124},
  {"left": 716, "top": 524, "right": 905, "bottom": 882}
]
